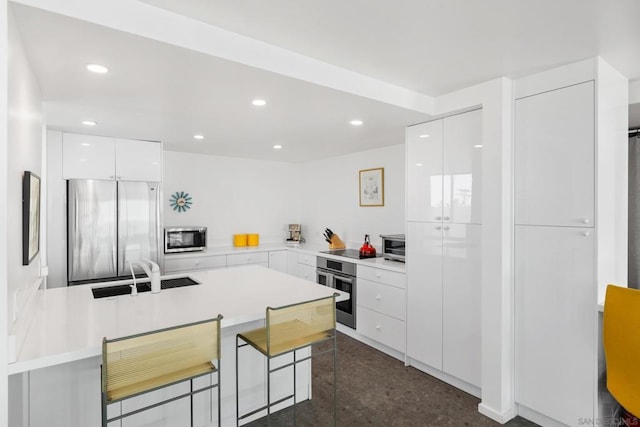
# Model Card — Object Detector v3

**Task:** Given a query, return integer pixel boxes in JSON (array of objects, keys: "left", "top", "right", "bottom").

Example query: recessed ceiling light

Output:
[
  {"left": 415, "top": 163, "right": 424, "bottom": 167},
  {"left": 81, "top": 120, "right": 97, "bottom": 126},
  {"left": 419, "top": 134, "right": 430, "bottom": 138},
  {"left": 194, "top": 134, "right": 204, "bottom": 140},
  {"left": 473, "top": 144, "right": 483, "bottom": 148},
  {"left": 350, "top": 120, "right": 363, "bottom": 126},
  {"left": 86, "top": 64, "right": 108, "bottom": 74},
  {"left": 273, "top": 145, "right": 282, "bottom": 150},
  {"left": 252, "top": 99, "right": 267, "bottom": 106}
]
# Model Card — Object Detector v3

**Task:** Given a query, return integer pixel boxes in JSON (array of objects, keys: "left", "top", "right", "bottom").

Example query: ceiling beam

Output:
[{"left": 11, "top": 0, "right": 435, "bottom": 114}]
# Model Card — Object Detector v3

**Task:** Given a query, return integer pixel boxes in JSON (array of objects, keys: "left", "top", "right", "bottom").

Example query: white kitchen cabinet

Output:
[
  {"left": 226, "top": 251, "right": 268, "bottom": 267},
  {"left": 295, "top": 252, "right": 317, "bottom": 282},
  {"left": 406, "top": 108, "right": 482, "bottom": 384},
  {"left": 406, "top": 109, "right": 482, "bottom": 224},
  {"left": 268, "top": 250, "right": 288, "bottom": 273},
  {"left": 115, "top": 138, "right": 162, "bottom": 182},
  {"left": 442, "top": 223, "right": 482, "bottom": 387},
  {"left": 62, "top": 132, "right": 161, "bottom": 182},
  {"left": 515, "top": 225, "right": 595, "bottom": 426},
  {"left": 356, "top": 265, "right": 406, "bottom": 352},
  {"left": 514, "top": 81, "right": 595, "bottom": 227},
  {"left": 443, "top": 110, "right": 483, "bottom": 225},
  {"left": 407, "top": 119, "right": 443, "bottom": 222},
  {"left": 164, "top": 254, "right": 226, "bottom": 273},
  {"left": 406, "top": 221, "right": 443, "bottom": 370},
  {"left": 62, "top": 133, "right": 115, "bottom": 180}
]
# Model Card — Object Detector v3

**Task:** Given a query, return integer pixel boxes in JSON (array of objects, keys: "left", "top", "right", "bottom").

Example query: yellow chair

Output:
[
  {"left": 235, "top": 294, "right": 338, "bottom": 426},
  {"left": 101, "top": 315, "right": 223, "bottom": 427},
  {"left": 603, "top": 285, "right": 640, "bottom": 419}
]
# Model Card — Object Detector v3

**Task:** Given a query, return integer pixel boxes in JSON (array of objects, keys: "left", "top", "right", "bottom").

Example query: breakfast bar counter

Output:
[{"left": 8, "top": 265, "right": 348, "bottom": 427}]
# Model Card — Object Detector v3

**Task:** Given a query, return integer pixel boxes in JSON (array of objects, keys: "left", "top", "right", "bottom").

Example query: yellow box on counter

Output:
[
  {"left": 247, "top": 234, "right": 259, "bottom": 246},
  {"left": 233, "top": 234, "right": 248, "bottom": 247}
]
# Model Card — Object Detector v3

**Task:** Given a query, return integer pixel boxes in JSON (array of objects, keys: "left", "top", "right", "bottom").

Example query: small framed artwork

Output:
[
  {"left": 359, "top": 167, "right": 384, "bottom": 207},
  {"left": 22, "top": 171, "right": 41, "bottom": 265}
]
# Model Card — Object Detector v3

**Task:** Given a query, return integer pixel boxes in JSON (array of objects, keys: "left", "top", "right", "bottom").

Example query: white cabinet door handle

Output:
[
  {"left": 443, "top": 216, "right": 450, "bottom": 221},
  {"left": 375, "top": 273, "right": 381, "bottom": 278},
  {"left": 435, "top": 216, "right": 442, "bottom": 221},
  {"left": 435, "top": 226, "right": 442, "bottom": 230},
  {"left": 375, "top": 325, "right": 381, "bottom": 330},
  {"left": 116, "top": 176, "right": 122, "bottom": 180},
  {"left": 375, "top": 295, "right": 381, "bottom": 300},
  {"left": 443, "top": 226, "right": 450, "bottom": 230},
  {"left": 109, "top": 175, "right": 115, "bottom": 180},
  {"left": 580, "top": 218, "right": 590, "bottom": 224},
  {"left": 195, "top": 260, "right": 200, "bottom": 265},
  {"left": 582, "top": 231, "right": 591, "bottom": 237}
]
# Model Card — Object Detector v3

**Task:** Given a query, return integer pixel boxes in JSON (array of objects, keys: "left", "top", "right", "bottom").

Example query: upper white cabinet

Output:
[
  {"left": 63, "top": 133, "right": 161, "bottom": 182},
  {"left": 407, "top": 120, "right": 443, "bottom": 222},
  {"left": 514, "top": 82, "right": 595, "bottom": 227},
  {"left": 62, "top": 133, "right": 115, "bottom": 180},
  {"left": 407, "top": 110, "right": 482, "bottom": 224},
  {"left": 115, "top": 139, "right": 162, "bottom": 182},
  {"left": 443, "top": 110, "right": 483, "bottom": 225}
]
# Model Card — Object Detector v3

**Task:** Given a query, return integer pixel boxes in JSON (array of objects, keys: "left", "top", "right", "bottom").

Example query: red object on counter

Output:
[{"left": 359, "top": 234, "right": 377, "bottom": 257}]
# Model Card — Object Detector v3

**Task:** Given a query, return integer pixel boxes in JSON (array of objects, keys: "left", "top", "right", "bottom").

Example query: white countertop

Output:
[
  {"left": 165, "top": 243, "right": 407, "bottom": 273},
  {"left": 8, "top": 265, "right": 348, "bottom": 375}
]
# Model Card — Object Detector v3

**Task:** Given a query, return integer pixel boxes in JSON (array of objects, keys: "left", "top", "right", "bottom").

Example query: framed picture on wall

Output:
[
  {"left": 22, "top": 171, "right": 41, "bottom": 265},
  {"left": 359, "top": 167, "right": 384, "bottom": 207}
]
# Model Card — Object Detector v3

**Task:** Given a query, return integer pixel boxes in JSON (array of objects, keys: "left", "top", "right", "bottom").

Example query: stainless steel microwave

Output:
[
  {"left": 164, "top": 227, "right": 207, "bottom": 253},
  {"left": 380, "top": 233, "right": 405, "bottom": 262}
]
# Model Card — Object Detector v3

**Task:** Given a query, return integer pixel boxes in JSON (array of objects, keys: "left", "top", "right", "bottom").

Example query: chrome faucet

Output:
[{"left": 128, "top": 259, "right": 161, "bottom": 295}]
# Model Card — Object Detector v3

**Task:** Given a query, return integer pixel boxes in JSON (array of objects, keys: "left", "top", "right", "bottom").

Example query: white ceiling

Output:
[{"left": 10, "top": 1, "right": 640, "bottom": 163}]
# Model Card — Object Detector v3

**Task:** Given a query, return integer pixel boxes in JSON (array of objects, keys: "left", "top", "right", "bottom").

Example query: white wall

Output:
[
  {"left": 298, "top": 144, "right": 405, "bottom": 249},
  {"left": 163, "top": 151, "right": 300, "bottom": 246},
  {"left": 45, "top": 130, "right": 65, "bottom": 288},
  {"left": 7, "top": 6, "right": 44, "bottom": 426},
  {"left": 1, "top": 1, "right": 8, "bottom": 425}
]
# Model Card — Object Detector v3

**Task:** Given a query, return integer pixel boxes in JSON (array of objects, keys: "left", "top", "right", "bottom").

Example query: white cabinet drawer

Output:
[
  {"left": 164, "top": 255, "right": 226, "bottom": 273},
  {"left": 227, "top": 251, "right": 268, "bottom": 266},
  {"left": 357, "top": 306, "right": 405, "bottom": 352},
  {"left": 357, "top": 265, "right": 406, "bottom": 289},
  {"left": 297, "top": 264, "right": 316, "bottom": 282},
  {"left": 358, "top": 279, "right": 405, "bottom": 320},
  {"left": 297, "top": 253, "right": 317, "bottom": 267}
]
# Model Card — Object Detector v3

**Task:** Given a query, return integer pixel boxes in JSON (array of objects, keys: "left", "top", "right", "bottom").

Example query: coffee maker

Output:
[{"left": 286, "top": 224, "right": 303, "bottom": 245}]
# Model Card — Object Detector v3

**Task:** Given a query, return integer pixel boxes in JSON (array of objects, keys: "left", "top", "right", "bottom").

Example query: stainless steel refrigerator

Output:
[{"left": 67, "top": 179, "right": 160, "bottom": 285}]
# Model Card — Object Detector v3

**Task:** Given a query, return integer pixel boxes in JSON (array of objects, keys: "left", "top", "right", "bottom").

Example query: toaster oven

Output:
[{"left": 380, "top": 234, "right": 405, "bottom": 262}]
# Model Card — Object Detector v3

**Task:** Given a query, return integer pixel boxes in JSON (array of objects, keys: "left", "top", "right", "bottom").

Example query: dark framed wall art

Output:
[{"left": 22, "top": 171, "right": 41, "bottom": 265}]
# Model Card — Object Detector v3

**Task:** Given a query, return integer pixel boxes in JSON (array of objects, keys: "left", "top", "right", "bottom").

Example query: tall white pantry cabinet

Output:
[
  {"left": 513, "top": 59, "right": 627, "bottom": 426},
  {"left": 406, "top": 109, "right": 483, "bottom": 392}
]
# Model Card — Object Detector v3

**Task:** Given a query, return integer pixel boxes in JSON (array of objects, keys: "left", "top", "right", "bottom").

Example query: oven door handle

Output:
[
  {"left": 317, "top": 271, "right": 335, "bottom": 288},
  {"left": 333, "top": 274, "right": 354, "bottom": 284}
]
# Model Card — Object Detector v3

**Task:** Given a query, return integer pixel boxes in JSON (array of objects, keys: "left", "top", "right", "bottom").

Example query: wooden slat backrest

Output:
[
  {"left": 102, "top": 316, "right": 221, "bottom": 402},
  {"left": 266, "top": 295, "right": 336, "bottom": 356}
]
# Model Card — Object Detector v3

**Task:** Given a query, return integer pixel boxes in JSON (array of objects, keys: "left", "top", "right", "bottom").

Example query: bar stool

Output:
[
  {"left": 101, "top": 315, "right": 223, "bottom": 427},
  {"left": 235, "top": 294, "right": 338, "bottom": 426}
]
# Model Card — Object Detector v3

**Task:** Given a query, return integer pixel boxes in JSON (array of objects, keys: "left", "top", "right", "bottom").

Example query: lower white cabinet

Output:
[
  {"left": 515, "top": 225, "right": 595, "bottom": 426},
  {"left": 267, "top": 250, "right": 288, "bottom": 273},
  {"left": 164, "top": 254, "right": 226, "bottom": 274},
  {"left": 406, "top": 221, "right": 482, "bottom": 388},
  {"left": 295, "top": 252, "right": 317, "bottom": 282},
  {"left": 226, "top": 251, "right": 268, "bottom": 267},
  {"left": 407, "top": 221, "right": 443, "bottom": 370},
  {"left": 356, "top": 265, "right": 406, "bottom": 352}
]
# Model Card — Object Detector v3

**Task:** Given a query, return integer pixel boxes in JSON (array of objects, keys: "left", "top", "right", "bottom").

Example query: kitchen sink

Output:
[{"left": 91, "top": 276, "right": 200, "bottom": 299}]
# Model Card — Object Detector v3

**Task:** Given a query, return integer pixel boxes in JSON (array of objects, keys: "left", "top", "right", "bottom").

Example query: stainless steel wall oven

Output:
[{"left": 316, "top": 256, "right": 356, "bottom": 328}]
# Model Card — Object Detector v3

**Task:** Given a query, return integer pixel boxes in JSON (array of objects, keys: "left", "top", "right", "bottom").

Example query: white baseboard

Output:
[
  {"left": 478, "top": 402, "right": 516, "bottom": 424},
  {"left": 406, "top": 357, "right": 481, "bottom": 399},
  {"left": 517, "top": 404, "right": 567, "bottom": 427}
]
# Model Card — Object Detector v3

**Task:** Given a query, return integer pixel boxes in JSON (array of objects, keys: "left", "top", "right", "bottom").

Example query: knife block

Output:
[{"left": 328, "top": 234, "right": 346, "bottom": 249}]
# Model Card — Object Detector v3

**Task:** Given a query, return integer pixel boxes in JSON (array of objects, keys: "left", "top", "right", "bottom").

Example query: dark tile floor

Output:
[{"left": 245, "top": 332, "right": 539, "bottom": 426}]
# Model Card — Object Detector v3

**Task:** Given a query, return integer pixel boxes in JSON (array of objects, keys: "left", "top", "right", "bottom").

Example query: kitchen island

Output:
[{"left": 9, "top": 265, "right": 348, "bottom": 426}]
